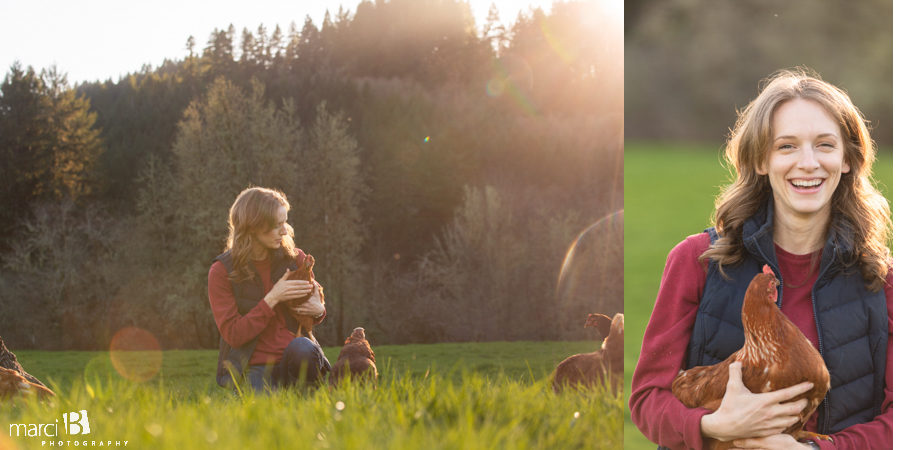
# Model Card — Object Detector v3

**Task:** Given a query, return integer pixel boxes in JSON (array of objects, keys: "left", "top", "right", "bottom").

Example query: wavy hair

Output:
[
  {"left": 701, "top": 68, "right": 891, "bottom": 291},
  {"left": 225, "top": 187, "right": 296, "bottom": 283}
]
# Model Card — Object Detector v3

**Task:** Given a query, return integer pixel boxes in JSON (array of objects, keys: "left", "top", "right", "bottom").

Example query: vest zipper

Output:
[{"left": 810, "top": 248, "right": 835, "bottom": 433}]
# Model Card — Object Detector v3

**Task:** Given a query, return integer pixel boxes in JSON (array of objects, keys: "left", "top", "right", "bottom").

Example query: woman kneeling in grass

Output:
[{"left": 209, "top": 187, "right": 330, "bottom": 392}]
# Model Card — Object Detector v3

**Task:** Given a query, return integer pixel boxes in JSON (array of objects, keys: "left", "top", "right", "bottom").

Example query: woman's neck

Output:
[
  {"left": 249, "top": 243, "right": 268, "bottom": 261},
  {"left": 771, "top": 207, "right": 829, "bottom": 255}
]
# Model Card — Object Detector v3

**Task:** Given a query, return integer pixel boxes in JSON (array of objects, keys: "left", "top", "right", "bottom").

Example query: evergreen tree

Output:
[
  {"left": 482, "top": 3, "right": 509, "bottom": 55},
  {"left": 0, "top": 63, "right": 50, "bottom": 246},
  {"left": 0, "top": 63, "right": 103, "bottom": 250},
  {"left": 201, "top": 25, "right": 237, "bottom": 76},
  {"left": 186, "top": 35, "right": 196, "bottom": 58},
  {"left": 40, "top": 67, "right": 103, "bottom": 198},
  {"left": 240, "top": 28, "right": 256, "bottom": 66},
  {"left": 294, "top": 102, "right": 367, "bottom": 344}
]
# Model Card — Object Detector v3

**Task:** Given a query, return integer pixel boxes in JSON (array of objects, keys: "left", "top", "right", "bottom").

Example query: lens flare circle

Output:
[
  {"left": 109, "top": 327, "right": 162, "bottom": 382},
  {"left": 486, "top": 55, "right": 537, "bottom": 115},
  {"left": 486, "top": 76, "right": 505, "bottom": 97}
]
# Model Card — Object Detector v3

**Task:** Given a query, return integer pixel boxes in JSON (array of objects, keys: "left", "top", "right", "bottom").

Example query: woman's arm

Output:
[
  {"left": 814, "top": 270, "right": 893, "bottom": 450},
  {"left": 208, "top": 261, "right": 277, "bottom": 348},
  {"left": 630, "top": 234, "right": 712, "bottom": 450}
]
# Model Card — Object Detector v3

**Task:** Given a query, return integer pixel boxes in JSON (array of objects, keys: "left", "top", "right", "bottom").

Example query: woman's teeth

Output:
[{"left": 791, "top": 179, "right": 822, "bottom": 188}]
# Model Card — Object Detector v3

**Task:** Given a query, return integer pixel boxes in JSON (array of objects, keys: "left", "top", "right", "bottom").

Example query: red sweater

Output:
[
  {"left": 630, "top": 233, "right": 893, "bottom": 450},
  {"left": 208, "top": 249, "right": 324, "bottom": 366}
]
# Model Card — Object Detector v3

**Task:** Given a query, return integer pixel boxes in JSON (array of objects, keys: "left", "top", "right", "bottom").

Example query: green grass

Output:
[
  {"left": 623, "top": 142, "right": 892, "bottom": 448},
  {"left": 2, "top": 341, "right": 623, "bottom": 449}
]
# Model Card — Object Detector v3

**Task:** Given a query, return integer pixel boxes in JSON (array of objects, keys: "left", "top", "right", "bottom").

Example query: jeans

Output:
[{"left": 246, "top": 337, "right": 331, "bottom": 392}]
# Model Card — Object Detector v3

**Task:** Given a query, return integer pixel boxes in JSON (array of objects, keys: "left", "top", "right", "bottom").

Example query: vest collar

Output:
[{"left": 740, "top": 196, "right": 853, "bottom": 279}]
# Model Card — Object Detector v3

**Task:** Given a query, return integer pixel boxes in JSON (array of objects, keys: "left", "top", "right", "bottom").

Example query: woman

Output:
[
  {"left": 209, "top": 187, "right": 331, "bottom": 392},
  {"left": 630, "top": 69, "right": 892, "bottom": 449}
]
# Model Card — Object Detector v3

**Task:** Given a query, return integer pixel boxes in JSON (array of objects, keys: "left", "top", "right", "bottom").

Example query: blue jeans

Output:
[{"left": 246, "top": 337, "right": 331, "bottom": 392}]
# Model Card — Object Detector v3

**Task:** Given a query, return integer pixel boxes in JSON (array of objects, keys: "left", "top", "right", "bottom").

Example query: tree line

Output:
[
  {"left": 625, "top": 0, "right": 892, "bottom": 144},
  {"left": 0, "top": 0, "right": 621, "bottom": 349}
]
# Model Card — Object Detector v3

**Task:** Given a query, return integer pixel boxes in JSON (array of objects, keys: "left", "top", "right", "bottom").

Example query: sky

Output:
[{"left": 0, "top": 0, "right": 559, "bottom": 85}]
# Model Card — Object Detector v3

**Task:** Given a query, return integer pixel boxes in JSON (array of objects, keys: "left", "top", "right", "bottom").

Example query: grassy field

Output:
[
  {"left": 623, "top": 142, "right": 893, "bottom": 448},
  {"left": 2, "top": 341, "right": 622, "bottom": 449}
]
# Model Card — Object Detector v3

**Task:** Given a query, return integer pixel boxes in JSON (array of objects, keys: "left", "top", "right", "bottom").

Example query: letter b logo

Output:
[{"left": 64, "top": 410, "right": 90, "bottom": 435}]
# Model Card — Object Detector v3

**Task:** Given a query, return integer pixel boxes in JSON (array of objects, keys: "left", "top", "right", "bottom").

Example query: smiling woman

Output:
[
  {"left": 761, "top": 98, "right": 850, "bottom": 255},
  {"left": 630, "top": 69, "right": 893, "bottom": 450}
]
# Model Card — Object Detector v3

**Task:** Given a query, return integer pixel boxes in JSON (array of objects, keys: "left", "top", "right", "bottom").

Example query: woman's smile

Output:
[
  {"left": 787, "top": 177, "right": 826, "bottom": 195},
  {"left": 789, "top": 178, "right": 823, "bottom": 190}
]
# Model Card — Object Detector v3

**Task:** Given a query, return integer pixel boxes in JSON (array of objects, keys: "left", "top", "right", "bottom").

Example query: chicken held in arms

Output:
[
  {"left": 671, "top": 265, "right": 830, "bottom": 449},
  {"left": 286, "top": 254, "right": 323, "bottom": 341}
]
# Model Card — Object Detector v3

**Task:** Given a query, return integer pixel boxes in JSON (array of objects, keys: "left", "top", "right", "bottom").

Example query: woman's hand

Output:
[
  {"left": 264, "top": 269, "right": 314, "bottom": 308},
  {"left": 290, "top": 281, "right": 325, "bottom": 317},
  {"left": 732, "top": 434, "right": 813, "bottom": 450},
  {"left": 700, "top": 362, "right": 813, "bottom": 442}
]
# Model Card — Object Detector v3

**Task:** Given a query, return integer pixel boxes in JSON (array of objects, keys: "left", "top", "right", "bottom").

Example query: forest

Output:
[
  {"left": 0, "top": 0, "right": 622, "bottom": 349},
  {"left": 625, "top": 0, "right": 892, "bottom": 144}
]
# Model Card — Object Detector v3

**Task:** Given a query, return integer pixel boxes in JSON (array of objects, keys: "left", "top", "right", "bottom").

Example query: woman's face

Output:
[
  {"left": 253, "top": 206, "right": 289, "bottom": 251},
  {"left": 757, "top": 98, "right": 849, "bottom": 224}
]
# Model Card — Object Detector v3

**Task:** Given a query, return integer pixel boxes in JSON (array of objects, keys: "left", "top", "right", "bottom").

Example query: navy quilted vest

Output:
[
  {"left": 214, "top": 249, "right": 299, "bottom": 388},
  {"left": 685, "top": 201, "right": 888, "bottom": 434}
]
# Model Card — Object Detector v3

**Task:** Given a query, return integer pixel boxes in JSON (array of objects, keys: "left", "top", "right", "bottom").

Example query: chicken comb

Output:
[{"left": 762, "top": 264, "right": 774, "bottom": 275}]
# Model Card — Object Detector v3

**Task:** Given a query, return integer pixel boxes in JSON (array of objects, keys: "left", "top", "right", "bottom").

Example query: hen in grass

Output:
[
  {"left": 552, "top": 313, "right": 624, "bottom": 392},
  {"left": 671, "top": 265, "right": 830, "bottom": 449},
  {"left": 0, "top": 337, "right": 54, "bottom": 399},
  {"left": 331, "top": 327, "right": 377, "bottom": 386}
]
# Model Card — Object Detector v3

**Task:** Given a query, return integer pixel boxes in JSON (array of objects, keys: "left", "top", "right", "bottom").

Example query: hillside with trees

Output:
[{"left": 0, "top": 0, "right": 622, "bottom": 349}]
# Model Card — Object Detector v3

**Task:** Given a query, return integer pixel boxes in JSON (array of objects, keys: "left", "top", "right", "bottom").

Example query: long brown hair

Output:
[
  {"left": 225, "top": 187, "right": 296, "bottom": 282},
  {"left": 701, "top": 68, "right": 891, "bottom": 290}
]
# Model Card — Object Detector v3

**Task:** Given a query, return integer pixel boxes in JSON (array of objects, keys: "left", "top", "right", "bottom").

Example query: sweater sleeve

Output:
[
  {"left": 815, "top": 269, "right": 893, "bottom": 450},
  {"left": 630, "top": 233, "right": 713, "bottom": 450},
  {"left": 208, "top": 260, "right": 277, "bottom": 348}
]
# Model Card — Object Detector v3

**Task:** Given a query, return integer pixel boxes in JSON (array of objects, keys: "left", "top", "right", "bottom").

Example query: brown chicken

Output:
[
  {"left": 0, "top": 367, "right": 54, "bottom": 399},
  {"left": 285, "top": 254, "right": 323, "bottom": 341},
  {"left": 0, "top": 336, "right": 54, "bottom": 399},
  {"left": 330, "top": 327, "right": 377, "bottom": 386},
  {"left": 552, "top": 312, "right": 624, "bottom": 392},
  {"left": 671, "top": 265, "right": 831, "bottom": 449}
]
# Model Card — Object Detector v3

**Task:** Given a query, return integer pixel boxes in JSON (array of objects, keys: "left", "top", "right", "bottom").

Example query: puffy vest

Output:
[
  {"left": 214, "top": 249, "right": 299, "bottom": 388},
  {"left": 686, "top": 201, "right": 888, "bottom": 433}
]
